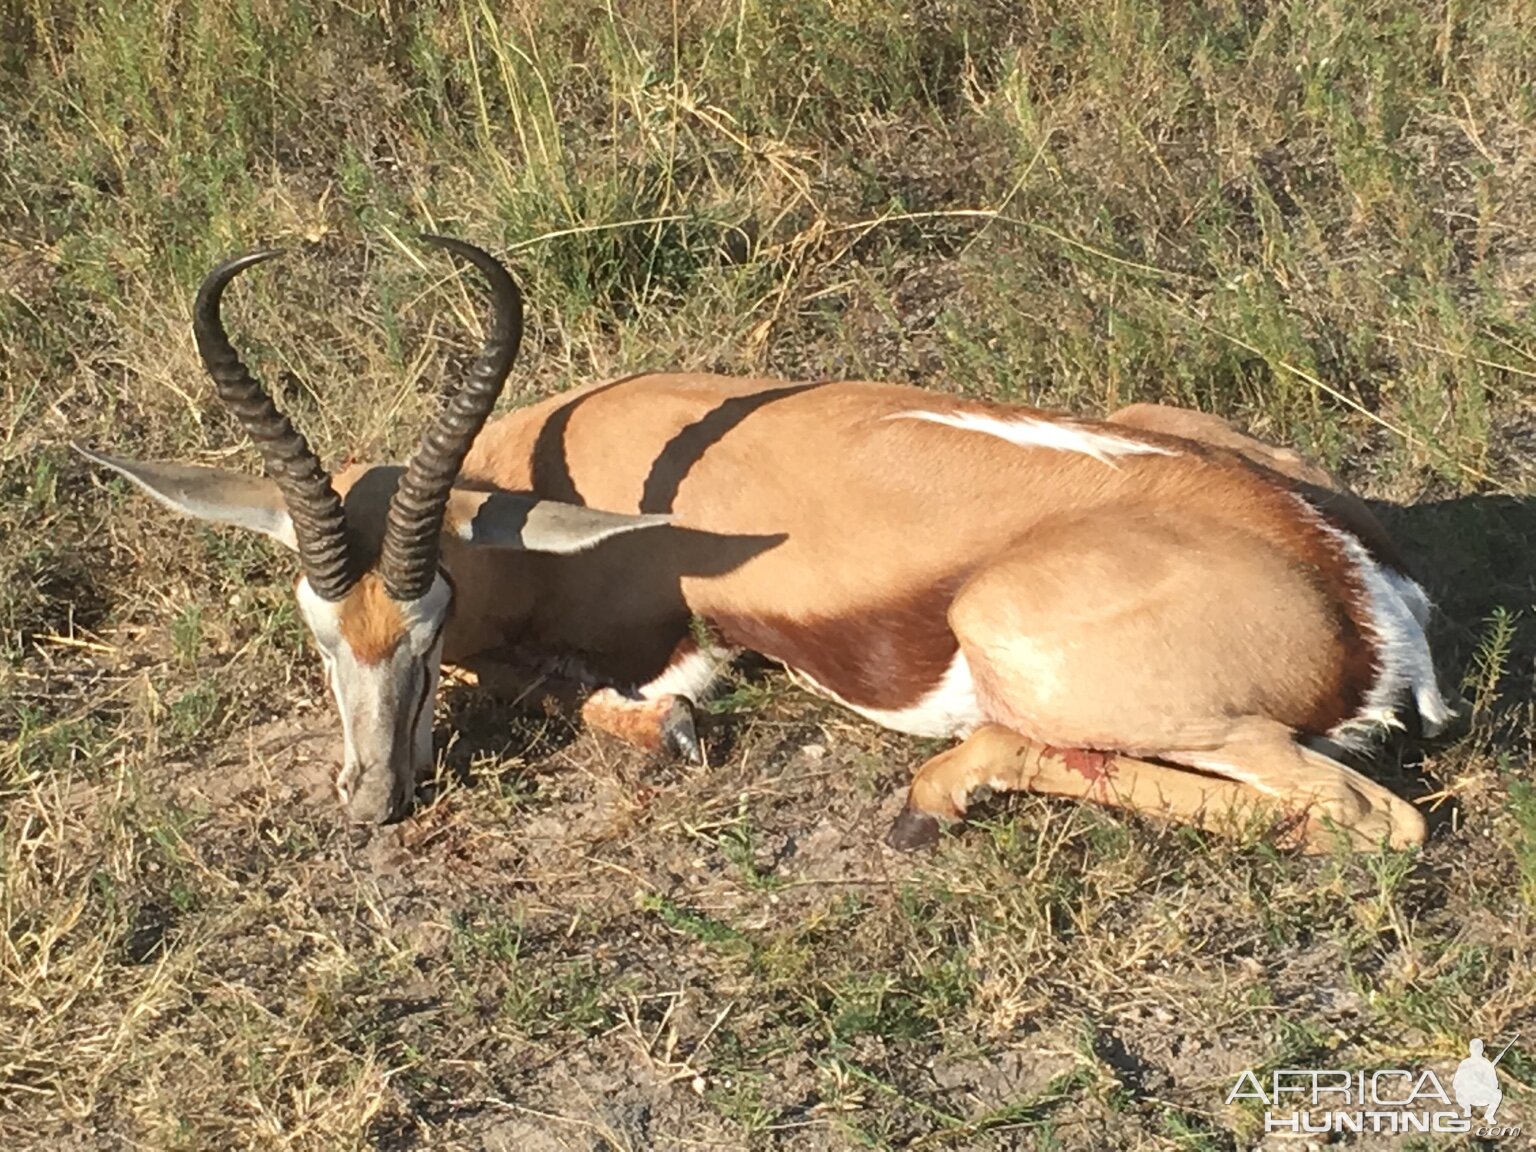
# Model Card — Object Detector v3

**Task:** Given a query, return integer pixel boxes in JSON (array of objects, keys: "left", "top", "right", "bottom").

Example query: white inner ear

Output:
[
  {"left": 451, "top": 490, "right": 670, "bottom": 554},
  {"left": 74, "top": 444, "right": 298, "bottom": 551}
]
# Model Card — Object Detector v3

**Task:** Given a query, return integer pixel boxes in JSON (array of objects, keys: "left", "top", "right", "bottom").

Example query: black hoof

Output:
[
  {"left": 660, "top": 698, "right": 702, "bottom": 765},
  {"left": 886, "top": 809, "right": 943, "bottom": 851}
]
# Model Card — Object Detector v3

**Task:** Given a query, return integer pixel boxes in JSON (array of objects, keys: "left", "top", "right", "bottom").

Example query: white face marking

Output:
[
  {"left": 296, "top": 574, "right": 452, "bottom": 822},
  {"left": 890, "top": 410, "right": 1178, "bottom": 466},
  {"left": 1290, "top": 498, "right": 1453, "bottom": 742},
  {"left": 786, "top": 650, "right": 983, "bottom": 739}
]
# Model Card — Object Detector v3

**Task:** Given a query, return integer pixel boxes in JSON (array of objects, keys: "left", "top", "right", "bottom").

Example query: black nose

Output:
[{"left": 344, "top": 775, "right": 407, "bottom": 825}]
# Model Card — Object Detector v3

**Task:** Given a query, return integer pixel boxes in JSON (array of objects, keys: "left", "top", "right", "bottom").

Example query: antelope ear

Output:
[
  {"left": 73, "top": 443, "right": 299, "bottom": 551},
  {"left": 444, "top": 489, "right": 671, "bottom": 554}
]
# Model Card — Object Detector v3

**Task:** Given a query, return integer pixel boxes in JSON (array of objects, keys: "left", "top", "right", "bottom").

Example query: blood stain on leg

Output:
[{"left": 1044, "top": 745, "right": 1117, "bottom": 784}]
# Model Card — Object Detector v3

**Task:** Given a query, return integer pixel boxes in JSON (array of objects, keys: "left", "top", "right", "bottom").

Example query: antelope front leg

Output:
[
  {"left": 580, "top": 689, "right": 702, "bottom": 763},
  {"left": 448, "top": 638, "right": 720, "bottom": 764},
  {"left": 449, "top": 664, "right": 704, "bottom": 762},
  {"left": 887, "top": 724, "right": 1308, "bottom": 851},
  {"left": 578, "top": 638, "right": 731, "bottom": 764},
  {"left": 445, "top": 653, "right": 588, "bottom": 714}
]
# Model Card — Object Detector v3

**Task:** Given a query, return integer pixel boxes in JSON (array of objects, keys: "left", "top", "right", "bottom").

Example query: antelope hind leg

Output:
[
  {"left": 887, "top": 723, "right": 1350, "bottom": 852},
  {"left": 1163, "top": 716, "right": 1426, "bottom": 852}
]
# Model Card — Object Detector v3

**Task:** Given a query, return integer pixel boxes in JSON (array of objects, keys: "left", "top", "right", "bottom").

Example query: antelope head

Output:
[{"left": 77, "top": 236, "right": 668, "bottom": 823}]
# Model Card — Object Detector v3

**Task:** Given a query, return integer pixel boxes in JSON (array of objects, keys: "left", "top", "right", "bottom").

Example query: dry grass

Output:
[{"left": 3, "top": 0, "right": 1536, "bottom": 1148}]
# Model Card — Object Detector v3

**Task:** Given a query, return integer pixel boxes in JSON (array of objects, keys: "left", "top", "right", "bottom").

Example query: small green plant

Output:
[
  {"left": 1465, "top": 607, "right": 1518, "bottom": 719},
  {"left": 640, "top": 892, "right": 751, "bottom": 953},
  {"left": 1508, "top": 781, "right": 1536, "bottom": 909},
  {"left": 168, "top": 683, "right": 220, "bottom": 744},
  {"left": 170, "top": 603, "right": 203, "bottom": 667}
]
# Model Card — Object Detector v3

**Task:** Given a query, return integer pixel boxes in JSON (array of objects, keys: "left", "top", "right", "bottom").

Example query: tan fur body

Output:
[{"left": 330, "top": 375, "right": 1433, "bottom": 767}]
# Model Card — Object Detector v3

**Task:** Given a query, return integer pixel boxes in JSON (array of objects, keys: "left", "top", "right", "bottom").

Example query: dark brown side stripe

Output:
[{"left": 710, "top": 574, "right": 969, "bottom": 713}]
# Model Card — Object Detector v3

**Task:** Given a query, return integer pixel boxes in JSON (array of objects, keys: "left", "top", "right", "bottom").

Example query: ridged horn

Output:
[
  {"left": 193, "top": 250, "right": 356, "bottom": 601},
  {"left": 378, "top": 235, "right": 523, "bottom": 602}
]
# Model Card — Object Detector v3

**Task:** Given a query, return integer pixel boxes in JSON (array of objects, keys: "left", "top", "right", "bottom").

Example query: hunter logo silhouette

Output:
[{"left": 1453, "top": 1034, "right": 1517, "bottom": 1123}]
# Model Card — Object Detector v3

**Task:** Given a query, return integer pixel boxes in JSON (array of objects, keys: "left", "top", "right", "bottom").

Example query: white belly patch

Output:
[{"left": 786, "top": 650, "right": 984, "bottom": 739}]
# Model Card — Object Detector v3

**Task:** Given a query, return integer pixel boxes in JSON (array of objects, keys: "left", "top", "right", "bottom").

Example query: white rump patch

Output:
[
  {"left": 787, "top": 650, "right": 983, "bottom": 739},
  {"left": 1294, "top": 500, "right": 1454, "bottom": 742},
  {"left": 890, "top": 409, "right": 1178, "bottom": 466},
  {"left": 1377, "top": 568, "right": 1455, "bottom": 734}
]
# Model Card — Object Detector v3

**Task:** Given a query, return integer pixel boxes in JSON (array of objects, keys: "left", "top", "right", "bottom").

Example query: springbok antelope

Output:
[{"left": 77, "top": 237, "right": 1451, "bottom": 852}]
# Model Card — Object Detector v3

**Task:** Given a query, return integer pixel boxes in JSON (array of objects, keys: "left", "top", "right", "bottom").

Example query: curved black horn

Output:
[
  {"left": 378, "top": 234, "right": 523, "bottom": 602},
  {"left": 194, "top": 250, "right": 356, "bottom": 601}
]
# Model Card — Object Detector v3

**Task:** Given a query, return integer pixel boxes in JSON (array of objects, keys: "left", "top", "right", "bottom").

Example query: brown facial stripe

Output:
[
  {"left": 337, "top": 572, "right": 408, "bottom": 666},
  {"left": 709, "top": 577, "right": 967, "bottom": 713}
]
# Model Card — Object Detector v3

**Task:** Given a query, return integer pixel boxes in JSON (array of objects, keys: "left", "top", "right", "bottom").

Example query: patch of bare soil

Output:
[{"left": 158, "top": 698, "right": 943, "bottom": 1148}]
